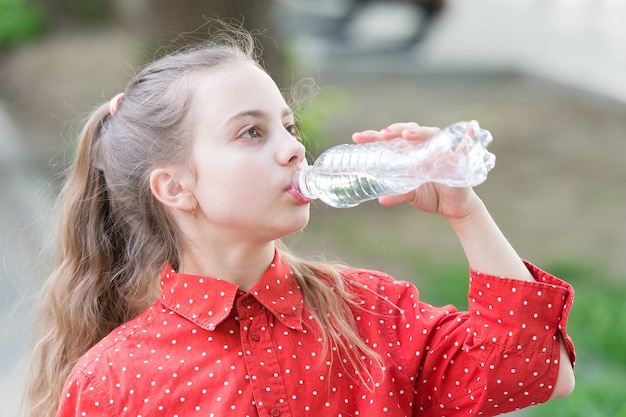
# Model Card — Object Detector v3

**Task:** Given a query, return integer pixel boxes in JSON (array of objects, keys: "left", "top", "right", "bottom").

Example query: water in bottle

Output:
[{"left": 291, "top": 120, "right": 495, "bottom": 208}]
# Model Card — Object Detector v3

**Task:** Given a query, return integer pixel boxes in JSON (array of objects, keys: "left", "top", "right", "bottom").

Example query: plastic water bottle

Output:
[{"left": 291, "top": 120, "right": 496, "bottom": 208}]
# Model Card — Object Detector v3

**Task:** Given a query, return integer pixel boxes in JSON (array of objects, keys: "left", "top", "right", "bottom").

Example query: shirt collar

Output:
[{"left": 160, "top": 251, "right": 304, "bottom": 331}]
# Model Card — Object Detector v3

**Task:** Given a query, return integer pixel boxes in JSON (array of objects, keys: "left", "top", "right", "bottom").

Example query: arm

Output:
[
  {"left": 445, "top": 196, "right": 533, "bottom": 281},
  {"left": 353, "top": 122, "right": 575, "bottom": 399},
  {"left": 447, "top": 196, "right": 575, "bottom": 399}
]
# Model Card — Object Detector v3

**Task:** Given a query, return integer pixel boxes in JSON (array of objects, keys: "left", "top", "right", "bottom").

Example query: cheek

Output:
[
  {"left": 197, "top": 162, "right": 267, "bottom": 203},
  {"left": 228, "top": 160, "right": 270, "bottom": 185}
]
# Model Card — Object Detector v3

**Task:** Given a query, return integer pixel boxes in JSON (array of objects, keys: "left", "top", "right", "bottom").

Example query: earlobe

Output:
[{"left": 149, "top": 168, "right": 194, "bottom": 212}]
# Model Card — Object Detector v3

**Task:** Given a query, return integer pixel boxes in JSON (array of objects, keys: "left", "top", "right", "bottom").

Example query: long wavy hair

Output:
[{"left": 23, "top": 23, "right": 384, "bottom": 417}]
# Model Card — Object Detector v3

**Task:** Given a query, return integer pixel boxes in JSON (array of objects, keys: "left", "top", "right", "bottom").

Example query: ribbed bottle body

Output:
[{"left": 295, "top": 140, "right": 425, "bottom": 208}]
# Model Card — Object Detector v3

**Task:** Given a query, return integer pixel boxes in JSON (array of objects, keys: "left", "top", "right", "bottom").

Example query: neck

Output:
[{"left": 177, "top": 240, "right": 276, "bottom": 292}]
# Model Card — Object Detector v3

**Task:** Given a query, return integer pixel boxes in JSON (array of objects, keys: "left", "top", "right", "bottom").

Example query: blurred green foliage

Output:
[
  {"left": 529, "top": 364, "right": 626, "bottom": 417},
  {"left": 295, "top": 86, "right": 349, "bottom": 154},
  {"left": 0, "top": 0, "right": 114, "bottom": 49},
  {"left": 0, "top": 0, "right": 47, "bottom": 48}
]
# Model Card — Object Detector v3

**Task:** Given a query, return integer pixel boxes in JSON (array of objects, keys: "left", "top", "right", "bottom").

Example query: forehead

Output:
[
  {"left": 192, "top": 61, "right": 285, "bottom": 107},
  {"left": 188, "top": 61, "right": 292, "bottom": 141}
]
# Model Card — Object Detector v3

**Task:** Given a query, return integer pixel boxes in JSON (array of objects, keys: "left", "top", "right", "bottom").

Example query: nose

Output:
[{"left": 277, "top": 136, "right": 307, "bottom": 167}]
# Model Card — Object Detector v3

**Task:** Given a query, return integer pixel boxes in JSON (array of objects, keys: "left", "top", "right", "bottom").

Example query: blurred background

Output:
[{"left": 1, "top": 0, "right": 625, "bottom": 416}]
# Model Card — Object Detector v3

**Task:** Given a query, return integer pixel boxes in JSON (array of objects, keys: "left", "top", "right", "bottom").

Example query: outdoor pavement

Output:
[{"left": 2, "top": 0, "right": 625, "bottom": 414}]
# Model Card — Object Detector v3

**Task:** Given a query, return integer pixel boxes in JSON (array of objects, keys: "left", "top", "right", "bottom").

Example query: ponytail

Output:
[{"left": 24, "top": 104, "right": 161, "bottom": 417}]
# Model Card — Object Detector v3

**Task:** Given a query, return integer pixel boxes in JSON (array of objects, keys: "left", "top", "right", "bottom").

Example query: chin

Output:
[{"left": 283, "top": 213, "right": 310, "bottom": 238}]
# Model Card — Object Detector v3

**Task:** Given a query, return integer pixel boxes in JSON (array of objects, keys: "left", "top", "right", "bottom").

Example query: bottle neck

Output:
[{"left": 292, "top": 167, "right": 318, "bottom": 199}]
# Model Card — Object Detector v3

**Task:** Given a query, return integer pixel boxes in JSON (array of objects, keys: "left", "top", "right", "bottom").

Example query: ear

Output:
[{"left": 149, "top": 168, "right": 194, "bottom": 212}]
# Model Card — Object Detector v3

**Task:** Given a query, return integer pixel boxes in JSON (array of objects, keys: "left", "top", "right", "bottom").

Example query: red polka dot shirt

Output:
[{"left": 57, "top": 252, "right": 575, "bottom": 417}]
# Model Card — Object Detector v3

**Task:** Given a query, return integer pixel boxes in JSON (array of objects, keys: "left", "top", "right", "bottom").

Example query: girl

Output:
[{"left": 25, "top": 26, "right": 575, "bottom": 417}]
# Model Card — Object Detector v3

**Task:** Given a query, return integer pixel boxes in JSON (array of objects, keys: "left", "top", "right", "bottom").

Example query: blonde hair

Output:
[{"left": 24, "top": 24, "right": 383, "bottom": 417}]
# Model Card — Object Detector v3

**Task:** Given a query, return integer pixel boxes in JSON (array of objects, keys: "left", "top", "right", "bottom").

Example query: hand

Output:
[{"left": 352, "top": 122, "right": 481, "bottom": 220}]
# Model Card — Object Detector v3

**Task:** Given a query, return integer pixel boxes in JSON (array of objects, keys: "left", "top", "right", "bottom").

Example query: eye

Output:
[
  {"left": 285, "top": 123, "right": 300, "bottom": 139},
  {"left": 241, "top": 126, "right": 261, "bottom": 139}
]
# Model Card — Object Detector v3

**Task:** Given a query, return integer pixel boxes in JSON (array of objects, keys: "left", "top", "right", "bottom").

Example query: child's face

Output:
[{"left": 187, "top": 61, "right": 310, "bottom": 244}]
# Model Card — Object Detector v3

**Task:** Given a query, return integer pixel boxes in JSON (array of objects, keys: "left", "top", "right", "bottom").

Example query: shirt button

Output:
[
  {"left": 242, "top": 297, "right": 252, "bottom": 307},
  {"left": 270, "top": 408, "right": 280, "bottom": 416},
  {"left": 251, "top": 333, "right": 260, "bottom": 342}
]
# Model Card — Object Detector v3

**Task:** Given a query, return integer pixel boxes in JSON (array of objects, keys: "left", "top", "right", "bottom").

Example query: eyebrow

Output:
[{"left": 226, "top": 108, "right": 294, "bottom": 124}]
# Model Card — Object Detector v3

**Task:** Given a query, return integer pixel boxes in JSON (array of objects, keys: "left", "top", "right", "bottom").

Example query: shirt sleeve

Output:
[
  {"left": 56, "top": 369, "right": 113, "bottom": 417},
  {"left": 392, "top": 261, "right": 575, "bottom": 416}
]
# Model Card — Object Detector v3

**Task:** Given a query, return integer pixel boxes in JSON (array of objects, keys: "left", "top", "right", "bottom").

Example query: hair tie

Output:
[{"left": 109, "top": 93, "right": 125, "bottom": 116}]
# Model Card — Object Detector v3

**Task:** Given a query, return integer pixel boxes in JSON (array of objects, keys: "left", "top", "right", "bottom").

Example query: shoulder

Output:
[
  {"left": 339, "top": 268, "right": 421, "bottom": 309},
  {"left": 341, "top": 268, "right": 416, "bottom": 292},
  {"left": 72, "top": 302, "right": 167, "bottom": 372}
]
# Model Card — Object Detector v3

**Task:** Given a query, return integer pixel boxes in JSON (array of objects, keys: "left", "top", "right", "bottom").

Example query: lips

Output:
[{"left": 287, "top": 187, "right": 312, "bottom": 205}]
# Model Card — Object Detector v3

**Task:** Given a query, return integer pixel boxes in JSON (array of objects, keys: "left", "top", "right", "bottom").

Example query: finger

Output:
[
  {"left": 352, "top": 130, "right": 383, "bottom": 144},
  {"left": 353, "top": 124, "right": 440, "bottom": 144},
  {"left": 378, "top": 192, "right": 413, "bottom": 206},
  {"left": 379, "top": 122, "right": 420, "bottom": 139},
  {"left": 402, "top": 126, "right": 441, "bottom": 142}
]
